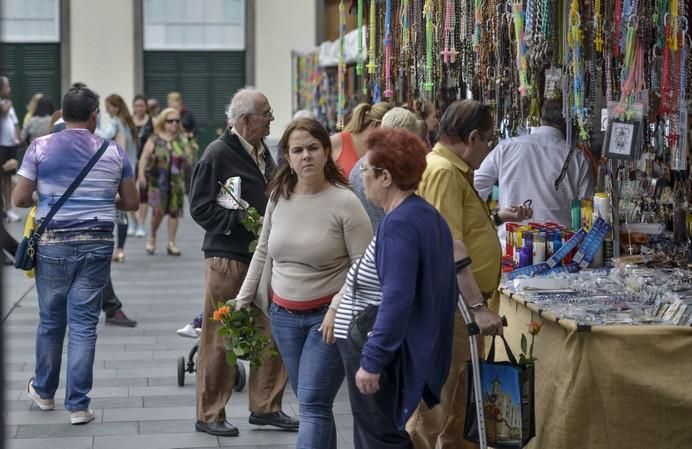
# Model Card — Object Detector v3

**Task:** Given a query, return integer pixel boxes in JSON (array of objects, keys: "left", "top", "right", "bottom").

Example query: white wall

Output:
[
  {"left": 69, "top": 0, "right": 135, "bottom": 120},
  {"left": 254, "top": 0, "right": 316, "bottom": 139}
]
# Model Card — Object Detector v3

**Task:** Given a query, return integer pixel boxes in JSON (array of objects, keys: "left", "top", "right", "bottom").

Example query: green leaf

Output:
[
  {"left": 521, "top": 334, "right": 528, "bottom": 355},
  {"left": 225, "top": 352, "right": 237, "bottom": 366},
  {"left": 217, "top": 328, "right": 229, "bottom": 336},
  {"left": 233, "top": 347, "right": 246, "bottom": 356},
  {"left": 249, "top": 240, "right": 258, "bottom": 253}
]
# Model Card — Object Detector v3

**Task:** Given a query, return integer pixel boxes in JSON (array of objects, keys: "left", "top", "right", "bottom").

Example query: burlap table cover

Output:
[{"left": 493, "top": 289, "right": 692, "bottom": 449}]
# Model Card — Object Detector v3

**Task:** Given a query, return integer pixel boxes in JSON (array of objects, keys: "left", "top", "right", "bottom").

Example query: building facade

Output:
[{"left": 0, "top": 0, "right": 326, "bottom": 146}]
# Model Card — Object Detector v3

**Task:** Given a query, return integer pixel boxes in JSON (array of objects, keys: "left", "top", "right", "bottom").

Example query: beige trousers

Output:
[{"left": 195, "top": 257, "right": 288, "bottom": 422}]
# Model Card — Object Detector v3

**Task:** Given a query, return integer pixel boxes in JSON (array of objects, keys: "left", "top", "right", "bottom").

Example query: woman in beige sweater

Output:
[{"left": 235, "top": 118, "right": 372, "bottom": 449}]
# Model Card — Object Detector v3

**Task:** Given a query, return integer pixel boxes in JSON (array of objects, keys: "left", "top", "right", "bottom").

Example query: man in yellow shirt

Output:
[{"left": 409, "top": 99, "right": 531, "bottom": 449}]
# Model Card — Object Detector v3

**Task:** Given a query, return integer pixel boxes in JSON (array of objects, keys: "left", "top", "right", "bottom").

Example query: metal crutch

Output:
[{"left": 457, "top": 293, "right": 488, "bottom": 449}]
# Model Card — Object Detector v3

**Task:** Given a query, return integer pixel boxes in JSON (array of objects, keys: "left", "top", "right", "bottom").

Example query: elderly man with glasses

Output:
[{"left": 188, "top": 87, "right": 297, "bottom": 437}]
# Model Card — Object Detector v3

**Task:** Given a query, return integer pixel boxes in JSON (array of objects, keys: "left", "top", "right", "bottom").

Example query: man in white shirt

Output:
[
  {"left": 474, "top": 99, "right": 595, "bottom": 245},
  {"left": 0, "top": 76, "right": 20, "bottom": 222}
]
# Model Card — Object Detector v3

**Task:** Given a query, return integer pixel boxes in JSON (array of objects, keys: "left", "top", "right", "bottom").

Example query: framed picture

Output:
[{"left": 604, "top": 119, "right": 641, "bottom": 160}]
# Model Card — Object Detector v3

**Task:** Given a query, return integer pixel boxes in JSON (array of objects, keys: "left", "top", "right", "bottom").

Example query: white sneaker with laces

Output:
[
  {"left": 26, "top": 377, "right": 54, "bottom": 411},
  {"left": 70, "top": 408, "right": 95, "bottom": 425},
  {"left": 6, "top": 210, "right": 21, "bottom": 223},
  {"left": 135, "top": 225, "right": 146, "bottom": 238},
  {"left": 177, "top": 323, "right": 199, "bottom": 338}
]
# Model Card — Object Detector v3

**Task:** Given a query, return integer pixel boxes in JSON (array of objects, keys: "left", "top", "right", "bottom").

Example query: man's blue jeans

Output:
[
  {"left": 32, "top": 240, "right": 113, "bottom": 412},
  {"left": 269, "top": 303, "right": 344, "bottom": 449}
]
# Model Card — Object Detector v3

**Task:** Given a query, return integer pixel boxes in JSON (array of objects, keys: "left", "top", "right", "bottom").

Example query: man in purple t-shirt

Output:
[{"left": 13, "top": 86, "right": 139, "bottom": 425}]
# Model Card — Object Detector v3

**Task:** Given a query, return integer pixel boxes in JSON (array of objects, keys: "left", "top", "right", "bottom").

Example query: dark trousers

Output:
[
  {"left": 1, "top": 223, "right": 18, "bottom": 255},
  {"left": 101, "top": 279, "right": 122, "bottom": 315},
  {"left": 336, "top": 339, "right": 413, "bottom": 449}
]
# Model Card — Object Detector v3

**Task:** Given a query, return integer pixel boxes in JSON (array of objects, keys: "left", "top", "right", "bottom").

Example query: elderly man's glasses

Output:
[{"left": 255, "top": 108, "right": 274, "bottom": 119}]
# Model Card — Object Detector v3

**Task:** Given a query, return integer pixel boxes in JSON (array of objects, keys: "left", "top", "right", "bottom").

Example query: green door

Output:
[
  {"left": 144, "top": 51, "right": 245, "bottom": 150},
  {"left": 0, "top": 43, "right": 61, "bottom": 124}
]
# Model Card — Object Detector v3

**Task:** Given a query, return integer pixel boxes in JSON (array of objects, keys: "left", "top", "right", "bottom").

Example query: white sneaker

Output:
[
  {"left": 6, "top": 210, "right": 21, "bottom": 222},
  {"left": 135, "top": 226, "right": 146, "bottom": 238},
  {"left": 176, "top": 323, "right": 199, "bottom": 339},
  {"left": 127, "top": 223, "right": 136, "bottom": 236},
  {"left": 26, "top": 377, "right": 54, "bottom": 411},
  {"left": 70, "top": 408, "right": 95, "bottom": 425}
]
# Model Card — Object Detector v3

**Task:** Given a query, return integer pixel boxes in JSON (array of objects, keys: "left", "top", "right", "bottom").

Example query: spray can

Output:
[
  {"left": 593, "top": 193, "right": 612, "bottom": 265},
  {"left": 533, "top": 231, "right": 546, "bottom": 263},
  {"left": 571, "top": 198, "right": 582, "bottom": 230},
  {"left": 581, "top": 199, "right": 593, "bottom": 231}
]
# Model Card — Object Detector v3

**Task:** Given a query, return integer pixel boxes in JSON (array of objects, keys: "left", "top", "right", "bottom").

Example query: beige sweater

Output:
[{"left": 236, "top": 185, "right": 373, "bottom": 312}]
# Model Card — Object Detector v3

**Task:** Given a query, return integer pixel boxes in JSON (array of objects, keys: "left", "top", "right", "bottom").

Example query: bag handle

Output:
[
  {"left": 487, "top": 334, "right": 519, "bottom": 365},
  {"left": 35, "top": 139, "right": 111, "bottom": 237},
  {"left": 349, "top": 255, "right": 366, "bottom": 320}
]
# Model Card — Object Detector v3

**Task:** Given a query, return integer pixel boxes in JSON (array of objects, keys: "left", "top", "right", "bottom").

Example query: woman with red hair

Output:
[{"left": 332, "top": 128, "right": 458, "bottom": 448}]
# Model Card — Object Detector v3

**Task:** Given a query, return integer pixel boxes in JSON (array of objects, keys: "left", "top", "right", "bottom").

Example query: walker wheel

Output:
[
  {"left": 177, "top": 356, "right": 186, "bottom": 387},
  {"left": 234, "top": 360, "right": 247, "bottom": 392}
]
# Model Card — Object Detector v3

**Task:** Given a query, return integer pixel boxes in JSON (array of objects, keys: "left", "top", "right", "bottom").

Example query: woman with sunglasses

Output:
[{"left": 137, "top": 107, "right": 192, "bottom": 255}]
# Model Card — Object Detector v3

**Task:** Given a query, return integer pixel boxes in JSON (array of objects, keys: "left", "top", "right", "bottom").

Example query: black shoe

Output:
[
  {"left": 249, "top": 410, "right": 299, "bottom": 431},
  {"left": 105, "top": 310, "right": 137, "bottom": 327},
  {"left": 195, "top": 420, "right": 239, "bottom": 437}
]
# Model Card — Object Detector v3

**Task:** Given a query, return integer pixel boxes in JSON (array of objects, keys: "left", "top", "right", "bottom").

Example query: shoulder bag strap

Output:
[
  {"left": 35, "top": 139, "right": 111, "bottom": 237},
  {"left": 349, "top": 255, "right": 366, "bottom": 320}
]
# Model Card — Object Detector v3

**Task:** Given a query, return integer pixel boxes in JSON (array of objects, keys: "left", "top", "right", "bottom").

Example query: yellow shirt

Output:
[{"left": 417, "top": 142, "right": 502, "bottom": 294}]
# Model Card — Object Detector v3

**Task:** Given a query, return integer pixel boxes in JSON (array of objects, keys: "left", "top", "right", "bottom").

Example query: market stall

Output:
[
  {"left": 305, "top": 1, "right": 692, "bottom": 447},
  {"left": 497, "top": 276, "right": 692, "bottom": 449}
]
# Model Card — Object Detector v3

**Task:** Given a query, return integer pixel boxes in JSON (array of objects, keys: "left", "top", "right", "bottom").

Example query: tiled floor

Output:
[{"left": 2, "top": 214, "right": 356, "bottom": 449}]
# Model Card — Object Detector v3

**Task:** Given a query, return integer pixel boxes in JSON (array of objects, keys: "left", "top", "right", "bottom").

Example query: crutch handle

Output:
[{"left": 466, "top": 316, "right": 508, "bottom": 337}]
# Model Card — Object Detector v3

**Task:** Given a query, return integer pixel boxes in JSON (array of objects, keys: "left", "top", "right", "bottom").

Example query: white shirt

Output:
[
  {"left": 0, "top": 99, "right": 19, "bottom": 146},
  {"left": 474, "top": 126, "right": 594, "bottom": 244}
]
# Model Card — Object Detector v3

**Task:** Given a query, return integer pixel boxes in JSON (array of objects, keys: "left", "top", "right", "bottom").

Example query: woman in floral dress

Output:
[{"left": 138, "top": 107, "right": 192, "bottom": 256}]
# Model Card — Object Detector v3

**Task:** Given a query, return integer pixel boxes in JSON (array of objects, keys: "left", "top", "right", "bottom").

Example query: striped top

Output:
[{"left": 334, "top": 236, "right": 381, "bottom": 340}]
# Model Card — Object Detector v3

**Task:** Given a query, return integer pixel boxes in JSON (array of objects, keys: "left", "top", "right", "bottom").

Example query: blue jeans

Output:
[
  {"left": 33, "top": 240, "right": 113, "bottom": 412},
  {"left": 269, "top": 303, "right": 344, "bottom": 449}
]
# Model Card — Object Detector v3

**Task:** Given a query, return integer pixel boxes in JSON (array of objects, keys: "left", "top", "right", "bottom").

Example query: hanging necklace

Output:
[
  {"left": 336, "top": 0, "right": 346, "bottom": 130},
  {"left": 512, "top": 0, "right": 530, "bottom": 97},
  {"left": 367, "top": 0, "right": 378, "bottom": 76},
  {"left": 441, "top": 0, "right": 457, "bottom": 63},
  {"left": 423, "top": 0, "right": 434, "bottom": 93},
  {"left": 383, "top": 0, "right": 393, "bottom": 98},
  {"left": 356, "top": 0, "right": 364, "bottom": 76}
]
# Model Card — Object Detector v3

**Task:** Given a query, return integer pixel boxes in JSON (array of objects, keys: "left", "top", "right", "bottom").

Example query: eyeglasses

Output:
[
  {"left": 360, "top": 165, "right": 384, "bottom": 174},
  {"left": 166, "top": 118, "right": 180, "bottom": 124},
  {"left": 254, "top": 108, "right": 274, "bottom": 119}
]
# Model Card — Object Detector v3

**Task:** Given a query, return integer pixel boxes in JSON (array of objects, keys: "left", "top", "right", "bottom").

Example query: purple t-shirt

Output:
[{"left": 18, "top": 128, "right": 133, "bottom": 232}]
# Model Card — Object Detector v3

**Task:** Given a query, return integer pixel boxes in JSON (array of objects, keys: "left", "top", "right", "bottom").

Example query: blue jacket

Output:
[{"left": 360, "top": 195, "right": 457, "bottom": 429}]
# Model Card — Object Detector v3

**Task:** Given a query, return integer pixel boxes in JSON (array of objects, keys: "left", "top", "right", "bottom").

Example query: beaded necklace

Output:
[
  {"left": 367, "top": 0, "right": 378, "bottom": 76},
  {"left": 383, "top": 0, "right": 393, "bottom": 98},
  {"left": 400, "top": 0, "right": 411, "bottom": 56},
  {"left": 357, "top": 0, "right": 364, "bottom": 76},
  {"left": 423, "top": 0, "right": 434, "bottom": 93},
  {"left": 568, "top": 0, "right": 589, "bottom": 140},
  {"left": 336, "top": 0, "right": 346, "bottom": 130},
  {"left": 441, "top": 0, "right": 457, "bottom": 63},
  {"left": 512, "top": 0, "right": 529, "bottom": 96}
]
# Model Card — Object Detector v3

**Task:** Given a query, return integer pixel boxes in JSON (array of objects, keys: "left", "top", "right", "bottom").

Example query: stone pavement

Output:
[{"left": 2, "top": 212, "right": 356, "bottom": 449}]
